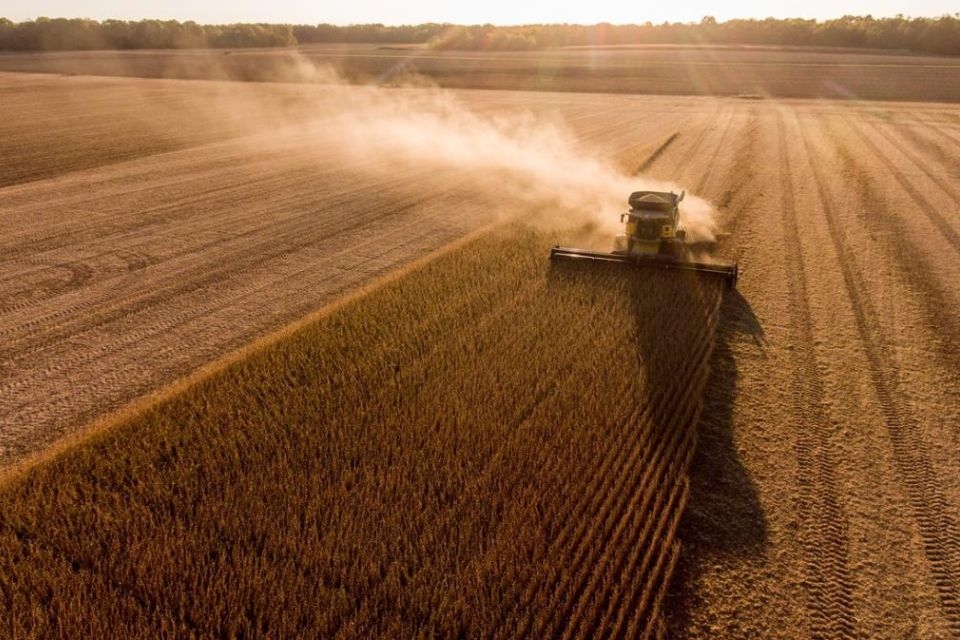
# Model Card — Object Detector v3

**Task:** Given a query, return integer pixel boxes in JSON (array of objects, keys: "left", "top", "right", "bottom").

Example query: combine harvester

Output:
[{"left": 550, "top": 190, "right": 739, "bottom": 289}]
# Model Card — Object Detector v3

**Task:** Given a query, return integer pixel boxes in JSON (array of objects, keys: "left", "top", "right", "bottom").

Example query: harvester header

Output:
[{"left": 550, "top": 189, "right": 739, "bottom": 288}]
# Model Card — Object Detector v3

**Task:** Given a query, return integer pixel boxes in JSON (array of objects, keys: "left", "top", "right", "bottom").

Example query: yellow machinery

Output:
[{"left": 550, "top": 190, "right": 739, "bottom": 288}]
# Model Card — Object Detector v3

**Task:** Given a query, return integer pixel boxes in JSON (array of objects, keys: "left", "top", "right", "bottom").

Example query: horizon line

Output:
[{"left": 4, "top": 13, "right": 960, "bottom": 27}]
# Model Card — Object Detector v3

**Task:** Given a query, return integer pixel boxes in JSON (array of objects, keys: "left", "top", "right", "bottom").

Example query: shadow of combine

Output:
[
  {"left": 663, "top": 288, "right": 768, "bottom": 636},
  {"left": 547, "top": 257, "right": 766, "bottom": 632}
]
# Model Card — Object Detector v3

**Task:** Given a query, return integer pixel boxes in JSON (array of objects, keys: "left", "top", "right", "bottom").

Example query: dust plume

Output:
[
  {"left": 141, "top": 51, "right": 720, "bottom": 244},
  {"left": 265, "top": 62, "right": 719, "bottom": 244}
]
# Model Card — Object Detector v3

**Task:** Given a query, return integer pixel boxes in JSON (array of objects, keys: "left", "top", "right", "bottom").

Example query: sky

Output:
[{"left": 2, "top": 0, "right": 957, "bottom": 25}]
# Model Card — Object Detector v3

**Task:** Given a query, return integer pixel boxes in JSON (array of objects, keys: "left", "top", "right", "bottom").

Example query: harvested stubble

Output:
[{"left": 0, "top": 225, "right": 723, "bottom": 639}]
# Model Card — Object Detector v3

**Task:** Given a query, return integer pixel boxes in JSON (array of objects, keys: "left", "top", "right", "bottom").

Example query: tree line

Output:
[
  {"left": 2, "top": 15, "right": 959, "bottom": 56},
  {"left": 0, "top": 18, "right": 296, "bottom": 50},
  {"left": 427, "top": 16, "right": 960, "bottom": 56}
]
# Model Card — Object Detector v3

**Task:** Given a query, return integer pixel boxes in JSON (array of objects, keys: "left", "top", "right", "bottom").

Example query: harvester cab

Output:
[
  {"left": 614, "top": 190, "right": 687, "bottom": 259},
  {"left": 549, "top": 189, "right": 739, "bottom": 289}
]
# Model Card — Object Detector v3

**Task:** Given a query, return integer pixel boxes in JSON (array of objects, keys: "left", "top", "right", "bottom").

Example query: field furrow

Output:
[
  {"left": 503, "top": 297, "right": 714, "bottom": 638},
  {"left": 2, "top": 73, "right": 706, "bottom": 466},
  {"left": 825, "top": 125, "right": 960, "bottom": 378},
  {"left": 842, "top": 116, "right": 960, "bottom": 254},
  {"left": 902, "top": 116, "right": 960, "bottom": 176},
  {"left": 491, "top": 382, "right": 661, "bottom": 637},
  {"left": 798, "top": 112, "right": 960, "bottom": 633},
  {"left": 328, "top": 277, "right": 615, "bottom": 637},
  {"left": 0, "top": 225, "right": 725, "bottom": 638},
  {"left": 858, "top": 116, "right": 960, "bottom": 214},
  {"left": 671, "top": 105, "right": 731, "bottom": 179},
  {"left": 776, "top": 112, "right": 857, "bottom": 639},
  {"left": 3, "top": 68, "right": 960, "bottom": 639},
  {"left": 692, "top": 107, "right": 738, "bottom": 194}
]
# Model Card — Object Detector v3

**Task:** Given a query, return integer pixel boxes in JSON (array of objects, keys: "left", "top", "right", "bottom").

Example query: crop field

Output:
[
  {"left": 0, "top": 225, "right": 723, "bottom": 638},
  {"left": 2, "top": 50, "right": 960, "bottom": 638},
  {"left": 0, "top": 71, "right": 700, "bottom": 465},
  {"left": 3, "top": 44, "right": 960, "bottom": 102}
]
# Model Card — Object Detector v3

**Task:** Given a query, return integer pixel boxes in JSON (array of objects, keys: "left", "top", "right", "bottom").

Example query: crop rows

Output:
[
  {"left": 797, "top": 114, "right": 960, "bottom": 633},
  {"left": 0, "top": 72, "right": 694, "bottom": 467},
  {"left": 3, "top": 45, "right": 960, "bottom": 102},
  {"left": 0, "top": 224, "right": 724, "bottom": 638},
  {"left": 776, "top": 113, "right": 857, "bottom": 638}
]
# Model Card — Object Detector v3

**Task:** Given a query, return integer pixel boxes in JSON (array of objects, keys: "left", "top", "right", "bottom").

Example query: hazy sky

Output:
[{"left": 3, "top": 1, "right": 957, "bottom": 25}]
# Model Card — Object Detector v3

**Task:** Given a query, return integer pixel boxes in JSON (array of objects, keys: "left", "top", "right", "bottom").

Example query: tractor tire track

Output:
[
  {"left": 901, "top": 117, "right": 960, "bottom": 176},
  {"left": 710, "top": 106, "right": 761, "bottom": 257},
  {"left": 916, "top": 112, "right": 960, "bottom": 153},
  {"left": 797, "top": 112, "right": 960, "bottom": 635},
  {"left": 822, "top": 119, "right": 960, "bottom": 383},
  {"left": 776, "top": 110, "right": 858, "bottom": 639},
  {"left": 694, "top": 105, "right": 738, "bottom": 195},
  {"left": 0, "top": 177, "right": 427, "bottom": 340},
  {"left": 0, "top": 166, "right": 484, "bottom": 465},
  {"left": 0, "top": 189, "right": 461, "bottom": 379},
  {"left": 669, "top": 104, "right": 732, "bottom": 180},
  {"left": 842, "top": 116, "right": 960, "bottom": 254},
  {"left": 857, "top": 115, "right": 960, "bottom": 205},
  {"left": 0, "top": 175, "right": 468, "bottom": 360}
]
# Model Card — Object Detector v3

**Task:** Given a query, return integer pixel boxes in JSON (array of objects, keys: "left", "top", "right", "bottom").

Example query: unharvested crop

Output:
[{"left": 0, "top": 225, "right": 723, "bottom": 639}]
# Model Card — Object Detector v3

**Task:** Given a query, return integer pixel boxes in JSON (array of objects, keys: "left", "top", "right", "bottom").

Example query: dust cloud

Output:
[
  {"left": 256, "top": 59, "right": 719, "bottom": 243},
  {"left": 160, "top": 52, "right": 719, "bottom": 244}
]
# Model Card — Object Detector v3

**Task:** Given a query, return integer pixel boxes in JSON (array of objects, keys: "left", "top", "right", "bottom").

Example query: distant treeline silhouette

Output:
[
  {"left": 421, "top": 16, "right": 960, "bottom": 56},
  {"left": 2, "top": 15, "right": 959, "bottom": 56},
  {"left": 0, "top": 18, "right": 296, "bottom": 50}
]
